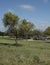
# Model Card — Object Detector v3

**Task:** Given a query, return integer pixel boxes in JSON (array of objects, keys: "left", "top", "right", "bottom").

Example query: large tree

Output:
[
  {"left": 3, "top": 12, "right": 19, "bottom": 44},
  {"left": 19, "top": 19, "right": 34, "bottom": 38}
]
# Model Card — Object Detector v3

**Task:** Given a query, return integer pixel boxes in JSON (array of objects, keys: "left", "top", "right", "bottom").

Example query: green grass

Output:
[{"left": 0, "top": 37, "right": 50, "bottom": 65}]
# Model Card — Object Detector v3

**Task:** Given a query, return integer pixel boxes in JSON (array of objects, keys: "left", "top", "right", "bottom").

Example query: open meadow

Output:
[{"left": 0, "top": 36, "right": 50, "bottom": 65}]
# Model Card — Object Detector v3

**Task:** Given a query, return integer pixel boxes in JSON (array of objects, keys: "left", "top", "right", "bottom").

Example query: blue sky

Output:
[{"left": 0, "top": 0, "right": 50, "bottom": 31}]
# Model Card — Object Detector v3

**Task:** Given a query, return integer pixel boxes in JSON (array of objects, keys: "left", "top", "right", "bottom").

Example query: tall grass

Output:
[{"left": 0, "top": 37, "right": 50, "bottom": 65}]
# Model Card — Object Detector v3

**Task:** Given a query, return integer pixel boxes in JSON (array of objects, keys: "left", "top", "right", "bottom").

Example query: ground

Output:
[{"left": 0, "top": 36, "right": 50, "bottom": 65}]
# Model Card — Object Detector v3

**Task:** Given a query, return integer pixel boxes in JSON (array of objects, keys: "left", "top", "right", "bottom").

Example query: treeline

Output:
[
  {"left": 0, "top": 31, "right": 7, "bottom": 36},
  {"left": 0, "top": 12, "right": 50, "bottom": 39}
]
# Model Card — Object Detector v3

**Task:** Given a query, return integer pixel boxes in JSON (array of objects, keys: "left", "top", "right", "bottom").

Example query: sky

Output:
[{"left": 0, "top": 0, "right": 50, "bottom": 31}]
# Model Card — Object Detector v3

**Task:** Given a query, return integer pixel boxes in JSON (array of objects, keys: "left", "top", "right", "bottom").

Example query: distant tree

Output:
[
  {"left": 19, "top": 19, "right": 34, "bottom": 39},
  {"left": 44, "top": 26, "right": 50, "bottom": 36},
  {"left": 0, "top": 31, "right": 4, "bottom": 36},
  {"left": 33, "top": 29, "right": 43, "bottom": 40},
  {"left": 3, "top": 12, "right": 19, "bottom": 44},
  {"left": 33, "top": 29, "right": 42, "bottom": 36}
]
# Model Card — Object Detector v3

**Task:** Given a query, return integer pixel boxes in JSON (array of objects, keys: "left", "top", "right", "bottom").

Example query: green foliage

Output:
[
  {"left": 44, "top": 27, "right": 50, "bottom": 35},
  {"left": 33, "top": 29, "right": 42, "bottom": 36},
  {"left": 33, "top": 29, "right": 43, "bottom": 40},
  {"left": 19, "top": 19, "right": 34, "bottom": 38},
  {"left": 3, "top": 12, "right": 19, "bottom": 34},
  {"left": 3, "top": 12, "right": 19, "bottom": 27},
  {"left": 2, "top": 12, "right": 35, "bottom": 39},
  {"left": 3, "top": 12, "right": 19, "bottom": 44}
]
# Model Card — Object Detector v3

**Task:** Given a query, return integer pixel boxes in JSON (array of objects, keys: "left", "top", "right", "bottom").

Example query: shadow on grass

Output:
[
  {"left": 0, "top": 42, "right": 23, "bottom": 47},
  {"left": 45, "top": 42, "right": 50, "bottom": 43}
]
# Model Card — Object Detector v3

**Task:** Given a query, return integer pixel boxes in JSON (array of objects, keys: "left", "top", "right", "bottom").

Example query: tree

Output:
[
  {"left": 0, "top": 31, "right": 4, "bottom": 36},
  {"left": 3, "top": 12, "right": 19, "bottom": 44},
  {"left": 44, "top": 26, "right": 50, "bottom": 36},
  {"left": 19, "top": 19, "right": 34, "bottom": 39},
  {"left": 33, "top": 29, "right": 43, "bottom": 40}
]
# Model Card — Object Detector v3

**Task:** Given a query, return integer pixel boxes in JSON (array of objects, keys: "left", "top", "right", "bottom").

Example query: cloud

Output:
[
  {"left": 43, "top": 0, "right": 48, "bottom": 3},
  {"left": 19, "top": 4, "right": 35, "bottom": 11}
]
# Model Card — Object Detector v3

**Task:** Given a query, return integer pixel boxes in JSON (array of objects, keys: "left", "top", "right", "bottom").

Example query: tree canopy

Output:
[
  {"left": 19, "top": 19, "right": 34, "bottom": 38},
  {"left": 3, "top": 12, "right": 19, "bottom": 27},
  {"left": 44, "top": 27, "right": 50, "bottom": 36}
]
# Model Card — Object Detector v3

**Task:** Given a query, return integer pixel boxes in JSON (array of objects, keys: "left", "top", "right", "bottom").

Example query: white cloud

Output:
[
  {"left": 43, "top": 0, "right": 48, "bottom": 3},
  {"left": 19, "top": 4, "right": 35, "bottom": 11}
]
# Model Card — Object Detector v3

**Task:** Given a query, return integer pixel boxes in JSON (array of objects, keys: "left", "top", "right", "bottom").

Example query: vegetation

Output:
[
  {"left": 2, "top": 12, "right": 50, "bottom": 39},
  {"left": 19, "top": 19, "right": 34, "bottom": 38},
  {"left": 43, "top": 26, "right": 50, "bottom": 36},
  {"left": 0, "top": 37, "right": 50, "bottom": 65},
  {"left": 0, "top": 12, "right": 50, "bottom": 65},
  {"left": 3, "top": 12, "right": 19, "bottom": 44}
]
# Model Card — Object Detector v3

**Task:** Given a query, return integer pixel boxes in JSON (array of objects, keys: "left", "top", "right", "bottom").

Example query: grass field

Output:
[{"left": 0, "top": 37, "right": 50, "bottom": 65}]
